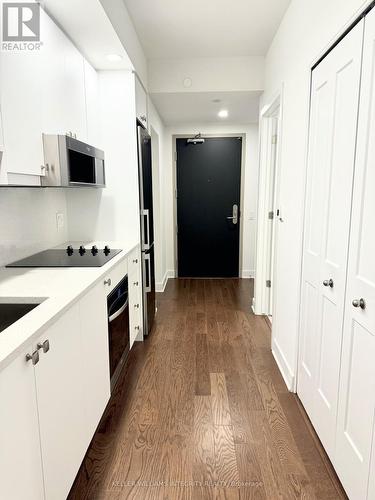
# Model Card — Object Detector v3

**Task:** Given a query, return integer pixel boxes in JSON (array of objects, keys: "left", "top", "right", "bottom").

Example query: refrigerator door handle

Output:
[
  {"left": 142, "top": 209, "right": 150, "bottom": 250},
  {"left": 144, "top": 253, "right": 151, "bottom": 292}
]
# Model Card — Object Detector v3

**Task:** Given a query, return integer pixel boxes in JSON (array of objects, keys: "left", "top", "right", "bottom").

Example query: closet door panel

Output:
[
  {"left": 298, "top": 19, "right": 364, "bottom": 460},
  {"left": 335, "top": 9, "right": 375, "bottom": 499},
  {"left": 298, "top": 67, "right": 332, "bottom": 420}
]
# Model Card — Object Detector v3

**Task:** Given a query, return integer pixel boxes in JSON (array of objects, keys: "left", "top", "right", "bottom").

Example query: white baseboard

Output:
[
  {"left": 156, "top": 269, "right": 175, "bottom": 293},
  {"left": 241, "top": 269, "right": 255, "bottom": 279},
  {"left": 271, "top": 338, "right": 295, "bottom": 392}
]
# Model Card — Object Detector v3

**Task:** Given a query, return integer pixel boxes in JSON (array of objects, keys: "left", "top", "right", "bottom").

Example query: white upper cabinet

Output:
[
  {"left": 0, "top": 345, "right": 44, "bottom": 500},
  {"left": 84, "top": 59, "right": 101, "bottom": 147},
  {"left": 135, "top": 75, "right": 148, "bottom": 128},
  {"left": 63, "top": 42, "right": 87, "bottom": 141},
  {"left": 0, "top": 8, "right": 100, "bottom": 184},
  {"left": 1, "top": 45, "right": 44, "bottom": 179},
  {"left": 40, "top": 11, "right": 86, "bottom": 140}
]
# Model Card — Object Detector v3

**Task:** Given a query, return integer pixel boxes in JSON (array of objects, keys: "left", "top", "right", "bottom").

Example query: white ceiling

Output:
[
  {"left": 123, "top": 0, "right": 291, "bottom": 59},
  {"left": 150, "top": 91, "right": 261, "bottom": 125},
  {"left": 43, "top": 0, "right": 133, "bottom": 70}
]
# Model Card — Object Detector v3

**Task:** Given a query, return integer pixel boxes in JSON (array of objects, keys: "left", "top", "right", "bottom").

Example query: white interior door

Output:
[
  {"left": 335, "top": 10, "right": 375, "bottom": 500},
  {"left": 297, "top": 19, "right": 364, "bottom": 460},
  {"left": 268, "top": 115, "right": 279, "bottom": 316}
]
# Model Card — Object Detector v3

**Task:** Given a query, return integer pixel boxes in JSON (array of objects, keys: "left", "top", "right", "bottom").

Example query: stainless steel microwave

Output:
[{"left": 41, "top": 134, "right": 105, "bottom": 188}]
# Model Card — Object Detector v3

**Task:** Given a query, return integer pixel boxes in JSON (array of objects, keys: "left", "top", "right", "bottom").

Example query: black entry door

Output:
[{"left": 176, "top": 137, "right": 242, "bottom": 278}]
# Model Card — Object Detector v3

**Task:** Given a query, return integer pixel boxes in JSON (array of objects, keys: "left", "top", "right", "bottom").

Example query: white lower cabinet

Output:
[
  {"left": 35, "top": 304, "right": 88, "bottom": 500},
  {"left": 79, "top": 283, "right": 110, "bottom": 441},
  {"left": 0, "top": 344, "right": 44, "bottom": 500},
  {"left": 0, "top": 280, "right": 110, "bottom": 500},
  {"left": 128, "top": 246, "right": 143, "bottom": 346}
]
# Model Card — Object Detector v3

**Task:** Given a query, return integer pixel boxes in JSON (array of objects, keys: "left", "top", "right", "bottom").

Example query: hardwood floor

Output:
[{"left": 68, "top": 279, "right": 347, "bottom": 500}]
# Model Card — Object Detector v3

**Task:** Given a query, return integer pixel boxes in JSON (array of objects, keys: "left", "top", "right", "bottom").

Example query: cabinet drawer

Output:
[
  {"left": 128, "top": 247, "right": 141, "bottom": 280},
  {"left": 103, "top": 259, "right": 128, "bottom": 295}
]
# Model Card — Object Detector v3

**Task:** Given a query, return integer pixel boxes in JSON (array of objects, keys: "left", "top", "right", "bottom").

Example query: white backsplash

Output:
[{"left": 0, "top": 188, "right": 68, "bottom": 267}]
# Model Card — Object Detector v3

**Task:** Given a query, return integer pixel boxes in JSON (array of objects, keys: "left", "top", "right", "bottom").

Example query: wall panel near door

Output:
[
  {"left": 297, "top": 18, "right": 364, "bottom": 462},
  {"left": 335, "top": 8, "right": 375, "bottom": 500}
]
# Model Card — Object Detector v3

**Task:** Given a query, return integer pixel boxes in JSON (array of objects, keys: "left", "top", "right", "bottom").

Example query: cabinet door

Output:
[
  {"left": 1, "top": 48, "right": 44, "bottom": 179},
  {"left": 40, "top": 10, "right": 86, "bottom": 140},
  {"left": 335, "top": 10, "right": 375, "bottom": 500},
  {"left": 129, "top": 280, "right": 142, "bottom": 348},
  {"left": 34, "top": 305, "right": 87, "bottom": 500},
  {"left": 297, "top": 20, "right": 363, "bottom": 459},
  {"left": 0, "top": 347, "right": 44, "bottom": 500},
  {"left": 79, "top": 282, "right": 110, "bottom": 441},
  {"left": 84, "top": 60, "right": 101, "bottom": 146},
  {"left": 63, "top": 43, "right": 87, "bottom": 141},
  {"left": 135, "top": 76, "right": 148, "bottom": 128}
]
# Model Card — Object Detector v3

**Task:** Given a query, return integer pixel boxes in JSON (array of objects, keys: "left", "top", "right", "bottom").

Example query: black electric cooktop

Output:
[{"left": 6, "top": 246, "right": 122, "bottom": 268}]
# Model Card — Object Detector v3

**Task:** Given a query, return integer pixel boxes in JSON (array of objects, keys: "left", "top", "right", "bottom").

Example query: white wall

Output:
[
  {"left": 0, "top": 188, "right": 68, "bottom": 267},
  {"left": 162, "top": 123, "right": 259, "bottom": 279},
  {"left": 263, "top": 0, "right": 370, "bottom": 389},
  {"left": 66, "top": 70, "right": 140, "bottom": 247}
]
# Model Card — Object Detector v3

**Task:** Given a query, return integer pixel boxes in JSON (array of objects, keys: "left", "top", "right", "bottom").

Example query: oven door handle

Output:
[{"left": 109, "top": 298, "right": 128, "bottom": 323}]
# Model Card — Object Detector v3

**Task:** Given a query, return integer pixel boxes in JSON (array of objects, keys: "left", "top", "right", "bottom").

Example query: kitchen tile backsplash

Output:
[{"left": 0, "top": 188, "right": 68, "bottom": 267}]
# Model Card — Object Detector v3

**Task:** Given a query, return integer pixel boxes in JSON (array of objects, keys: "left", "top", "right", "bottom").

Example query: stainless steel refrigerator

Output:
[{"left": 137, "top": 124, "right": 156, "bottom": 336}]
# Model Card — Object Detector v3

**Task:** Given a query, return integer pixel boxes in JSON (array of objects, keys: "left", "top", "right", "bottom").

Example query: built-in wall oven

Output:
[{"left": 107, "top": 275, "right": 129, "bottom": 391}]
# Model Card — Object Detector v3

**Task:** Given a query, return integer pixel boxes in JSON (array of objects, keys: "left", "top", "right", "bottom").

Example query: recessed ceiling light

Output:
[
  {"left": 218, "top": 109, "right": 229, "bottom": 118},
  {"left": 106, "top": 54, "right": 123, "bottom": 62}
]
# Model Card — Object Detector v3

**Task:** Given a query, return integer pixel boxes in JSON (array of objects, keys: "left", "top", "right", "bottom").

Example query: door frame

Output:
[
  {"left": 254, "top": 90, "right": 283, "bottom": 316},
  {"left": 172, "top": 133, "right": 246, "bottom": 278}
]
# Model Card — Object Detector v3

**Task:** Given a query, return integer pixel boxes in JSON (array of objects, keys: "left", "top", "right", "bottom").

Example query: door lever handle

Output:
[{"left": 227, "top": 205, "right": 238, "bottom": 225}]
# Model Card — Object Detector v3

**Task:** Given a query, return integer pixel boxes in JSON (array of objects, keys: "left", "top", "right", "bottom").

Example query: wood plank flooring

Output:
[{"left": 68, "top": 279, "right": 347, "bottom": 500}]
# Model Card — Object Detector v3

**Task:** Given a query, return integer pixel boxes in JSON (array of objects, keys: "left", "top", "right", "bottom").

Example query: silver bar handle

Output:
[
  {"left": 142, "top": 209, "right": 150, "bottom": 250},
  {"left": 144, "top": 253, "right": 151, "bottom": 292}
]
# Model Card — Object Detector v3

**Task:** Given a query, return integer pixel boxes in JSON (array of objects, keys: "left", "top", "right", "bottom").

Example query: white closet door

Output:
[
  {"left": 335, "top": 10, "right": 375, "bottom": 500},
  {"left": 298, "top": 19, "right": 364, "bottom": 459}
]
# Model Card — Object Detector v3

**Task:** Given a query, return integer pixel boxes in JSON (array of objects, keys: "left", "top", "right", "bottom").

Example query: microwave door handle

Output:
[
  {"left": 108, "top": 298, "right": 128, "bottom": 323},
  {"left": 144, "top": 253, "right": 151, "bottom": 292},
  {"left": 142, "top": 209, "right": 150, "bottom": 250}
]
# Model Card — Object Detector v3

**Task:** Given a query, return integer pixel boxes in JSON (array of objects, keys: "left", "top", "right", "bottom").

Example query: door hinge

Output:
[
  {"left": 268, "top": 211, "right": 274, "bottom": 220},
  {"left": 176, "top": 225, "right": 178, "bottom": 234},
  {"left": 175, "top": 188, "right": 178, "bottom": 199},
  {"left": 272, "top": 134, "right": 278, "bottom": 145},
  {"left": 174, "top": 151, "right": 177, "bottom": 162},
  {"left": 266, "top": 280, "right": 272, "bottom": 288}
]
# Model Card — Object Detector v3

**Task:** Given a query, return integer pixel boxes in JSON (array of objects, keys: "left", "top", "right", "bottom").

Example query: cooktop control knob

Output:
[
  {"left": 66, "top": 245, "right": 74, "bottom": 256},
  {"left": 91, "top": 245, "right": 98, "bottom": 255},
  {"left": 104, "top": 245, "right": 111, "bottom": 256},
  {"left": 79, "top": 245, "right": 86, "bottom": 256}
]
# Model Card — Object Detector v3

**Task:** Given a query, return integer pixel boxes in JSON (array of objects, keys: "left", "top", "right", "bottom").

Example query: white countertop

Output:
[{"left": 0, "top": 240, "right": 139, "bottom": 371}]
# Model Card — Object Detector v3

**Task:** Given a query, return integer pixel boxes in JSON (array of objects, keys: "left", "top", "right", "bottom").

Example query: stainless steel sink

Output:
[{"left": 0, "top": 303, "right": 41, "bottom": 333}]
